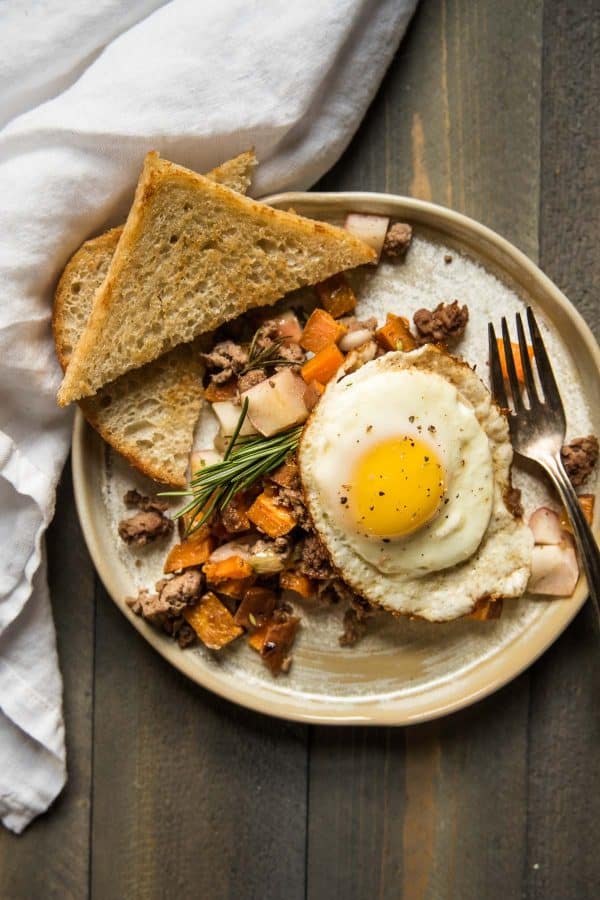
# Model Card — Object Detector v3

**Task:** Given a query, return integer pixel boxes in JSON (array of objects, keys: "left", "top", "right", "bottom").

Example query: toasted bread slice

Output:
[
  {"left": 57, "top": 152, "right": 376, "bottom": 405},
  {"left": 54, "top": 151, "right": 257, "bottom": 485}
]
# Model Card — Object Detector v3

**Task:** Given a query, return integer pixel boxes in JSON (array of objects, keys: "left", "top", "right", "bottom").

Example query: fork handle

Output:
[{"left": 540, "top": 453, "right": 600, "bottom": 615}]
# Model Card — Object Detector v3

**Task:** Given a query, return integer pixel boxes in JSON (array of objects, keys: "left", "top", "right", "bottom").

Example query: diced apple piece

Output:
[
  {"left": 190, "top": 448, "right": 223, "bottom": 475},
  {"left": 528, "top": 541, "right": 579, "bottom": 596},
  {"left": 212, "top": 400, "right": 259, "bottom": 437},
  {"left": 528, "top": 507, "right": 563, "bottom": 545},
  {"left": 270, "top": 310, "right": 303, "bottom": 344},
  {"left": 344, "top": 213, "right": 390, "bottom": 259},
  {"left": 242, "top": 368, "right": 308, "bottom": 437}
]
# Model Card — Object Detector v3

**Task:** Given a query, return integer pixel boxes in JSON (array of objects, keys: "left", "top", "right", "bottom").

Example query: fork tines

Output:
[{"left": 488, "top": 307, "right": 563, "bottom": 415}]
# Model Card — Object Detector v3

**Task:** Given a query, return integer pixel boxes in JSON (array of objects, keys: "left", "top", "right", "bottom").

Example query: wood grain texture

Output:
[
  {"left": 310, "top": 2, "right": 541, "bottom": 897},
  {"left": 0, "top": 462, "right": 95, "bottom": 900},
  {"left": 523, "top": 3, "right": 600, "bottom": 898},
  {"left": 90, "top": 584, "right": 307, "bottom": 900},
  {"left": 539, "top": 0, "right": 599, "bottom": 339}
]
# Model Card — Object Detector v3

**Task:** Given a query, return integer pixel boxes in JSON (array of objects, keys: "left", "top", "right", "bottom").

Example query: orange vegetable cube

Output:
[
  {"left": 259, "top": 616, "right": 301, "bottom": 675},
  {"left": 247, "top": 616, "right": 301, "bottom": 675},
  {"left": 184, "top": 592, "right": 243, "bottom": 649},
  {"left": 163, "top": 533, "right": 214, "bottom": 574},
  {"left": 375, "top": 313, "right": 417, "bottom": 352},
  {"left": 248, "top": 624, "right": 269, "bottom": 652},
  {"left": 246, "top": 492, "right": 297, "bottom": 538},
  {"left": 468, "top": 597, "right": 503, "bottom": 621},
  {"left": 301, "top": 343, "right": 345, "bottom": 385},
  {"left": 496, "top": 339, "right": 534, "bottom": 384},
  {"left": 269, "top": 457, "right": 299, "bottom": 488},
  {"left": 315, "top": 274, "right": 357, "bottom": 318},
  {"left": 234, "top": 586, "right": 277, "bottom": 628},
  {"left": 300, "top": 308, "right": 347, "bottom": 353},
  {"left": 203, "top": 555, "right": 254, "bottom": 583},
  {"left": 560, "top": 494, "right": 595, "bottom": 531},
  {"left": 217, "top": 577, "right": 255, "bottom": 600},
  {"left": 279, "top": 571, "right": 315, "bottom": 599},
  {"left": 303, "top": 379, "right": 325, "bottom": 411}
]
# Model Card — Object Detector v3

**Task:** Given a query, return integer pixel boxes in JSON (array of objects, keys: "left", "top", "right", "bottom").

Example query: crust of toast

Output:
[
  {"left": 54, "top": 151, "right": 257, "bottom": 485},
  {"left": 57, "top": 152, "right": 376, "bottom": 405}
]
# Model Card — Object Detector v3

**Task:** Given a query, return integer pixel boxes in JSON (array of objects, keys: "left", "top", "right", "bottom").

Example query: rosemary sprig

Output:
[
  {"left": 240, "top": 329, "right": 297, "bottom": 375},
  {"left": 159, "top": 398, "right": 302, "bottom": 535}
]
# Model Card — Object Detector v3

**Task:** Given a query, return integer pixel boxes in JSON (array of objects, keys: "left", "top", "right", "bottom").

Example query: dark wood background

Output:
[{"left": 1, "top": 0, "right": 598, "bottom": 897}]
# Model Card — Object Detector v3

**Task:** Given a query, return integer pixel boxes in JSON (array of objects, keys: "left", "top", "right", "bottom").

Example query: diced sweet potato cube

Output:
[
  {"left": 279, "top": 571, "right": 315, "bottom": 599},
  {"left": 496, "top": 339, "right": 534, "bottom": 384},
  {"left": 217, "top": 577, "right": 255, "bottom": 600},
  {"left": 163, "top": 533, "right": 214, "bottom": 574},
  {"left": 259, "top": 616, "right": 301, "bottom": 675},
  {"left": 468, "top": 597, "right": 503, "bottom": 621},
  {"left": 301, "top": 343, "right": 345, "bottom": 385},
  {"left": 559, "top": 494, "right": 595, "bottom": 531},
  {"left": 203, "top": 555, "right": 254, "bottom": 583},
  {"left": 375, "top": 313, "right": 417, "bottom": 352},
  {"left": 248, "top": 624, "right": 269, "bottom": 652},
  {"left": 184, "top": 592, "right": 243, "bottom": 649},
  {"left": 315, "top": 274, "right": 357, "bottom": 318},
  {"left": 247, "top": 493, "right": 297, "bottom": 538},
  {"left": 303, "top": 379, "right": 325, "bottom": 411},
  {"left": 203, "top": 379, "right": 238, "bottom": 402},
  {"left": 234, "top": 586, "right": 277, "bottom": 628},
  {"left": 270, "top": 457, "right": 299, "bottom": 488},
  {"left": 300, "top": 308, "right": 347, "bottom": 353}
]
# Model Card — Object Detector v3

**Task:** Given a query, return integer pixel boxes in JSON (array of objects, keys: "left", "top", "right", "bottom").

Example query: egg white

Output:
[
  {"left": 308, "top": 364, "right": 494, "bottom": 574},
  {"left": 299, "top": 345, "right": 533, "bottom": 622}
]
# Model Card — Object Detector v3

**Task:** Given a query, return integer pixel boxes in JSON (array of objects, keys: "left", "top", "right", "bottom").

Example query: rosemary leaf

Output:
[{"left": 159, "top": 400, "right": 302, "bottom": 534}]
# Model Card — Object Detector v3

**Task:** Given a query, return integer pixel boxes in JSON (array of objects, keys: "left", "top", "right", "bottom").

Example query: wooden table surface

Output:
[{"left": 1, "top": 1, "right": 598, "bottom": 898}]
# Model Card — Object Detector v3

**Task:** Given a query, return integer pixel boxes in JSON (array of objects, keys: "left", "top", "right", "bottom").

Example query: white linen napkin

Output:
[{"left": 0, "top": 0, "right": 417, "bottom": 832}]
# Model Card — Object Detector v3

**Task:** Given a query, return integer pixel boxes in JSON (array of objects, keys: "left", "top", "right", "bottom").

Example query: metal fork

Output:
[{"left": 488, "top": 307, "right": 600, "bottom": 615}]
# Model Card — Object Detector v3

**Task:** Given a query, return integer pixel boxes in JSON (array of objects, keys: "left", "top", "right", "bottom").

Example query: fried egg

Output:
[{"left": 299, "top": 345, "right": 533, "bottom": 621}]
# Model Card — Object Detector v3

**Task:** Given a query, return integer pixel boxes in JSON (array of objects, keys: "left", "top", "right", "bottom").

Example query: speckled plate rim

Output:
[{"left": 72, "top": 191, "right": 600, "bottom": 726}]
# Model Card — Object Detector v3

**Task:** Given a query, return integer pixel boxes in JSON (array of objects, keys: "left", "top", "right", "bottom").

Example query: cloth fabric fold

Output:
[{"left": 0, "top": 0, "right": 417, "bottom": 832}]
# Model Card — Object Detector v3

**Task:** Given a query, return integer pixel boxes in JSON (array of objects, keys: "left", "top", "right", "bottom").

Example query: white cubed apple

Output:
[
  {"left": 242, "top": 369, "right": 309, "bottom": 437},
  {"left": 344, "top": 213, "right": 390, "bottom": 258},
  {"left": 528, "top": 507, "right": 564, "bottom": 545},
  {"left": 270, "top": 310, "right": 303, "bottom": 343},
  {"left": 528, "top": 540, "right": 580, "bottom": 596},
  {"left": 211, "top": 400, "right": 259, "bottom": 437},
  {"left": 189, "top": 448, "right": 223, "bottom": 476}
]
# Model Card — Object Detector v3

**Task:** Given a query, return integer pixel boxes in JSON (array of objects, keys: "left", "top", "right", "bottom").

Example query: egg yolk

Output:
[{"left": 350, "top": 436, "right": 446, "bottom": 538}]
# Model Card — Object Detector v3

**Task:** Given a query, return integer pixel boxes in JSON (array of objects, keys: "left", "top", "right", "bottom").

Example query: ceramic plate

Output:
[{"left": 72, "top": 192, "right": 600, "bottom": 725}]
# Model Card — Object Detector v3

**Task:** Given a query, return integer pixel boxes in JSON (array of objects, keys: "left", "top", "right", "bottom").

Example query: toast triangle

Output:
[
  {"left": 57, "top": 152, "right": 375, "bottom": 405},
  {"left": 53, "top": 151, "right": 257, "bottom": 485}
]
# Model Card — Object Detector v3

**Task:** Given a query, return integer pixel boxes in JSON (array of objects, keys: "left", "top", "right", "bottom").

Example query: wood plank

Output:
[
  {"left": 90, "top": 581, "right": 307, "bottom": 900},
  {"left": 309, "top": 1, "right": 543, "bottom": 898},
  {"left": 524, "top": 2, "right": 600, "bottom": 897},
  {"left": 0, "top": 460, "right": 95, "bottom": 900},
  {"left": 539, "top": 0, "right": 600, "bottom": 339}
]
